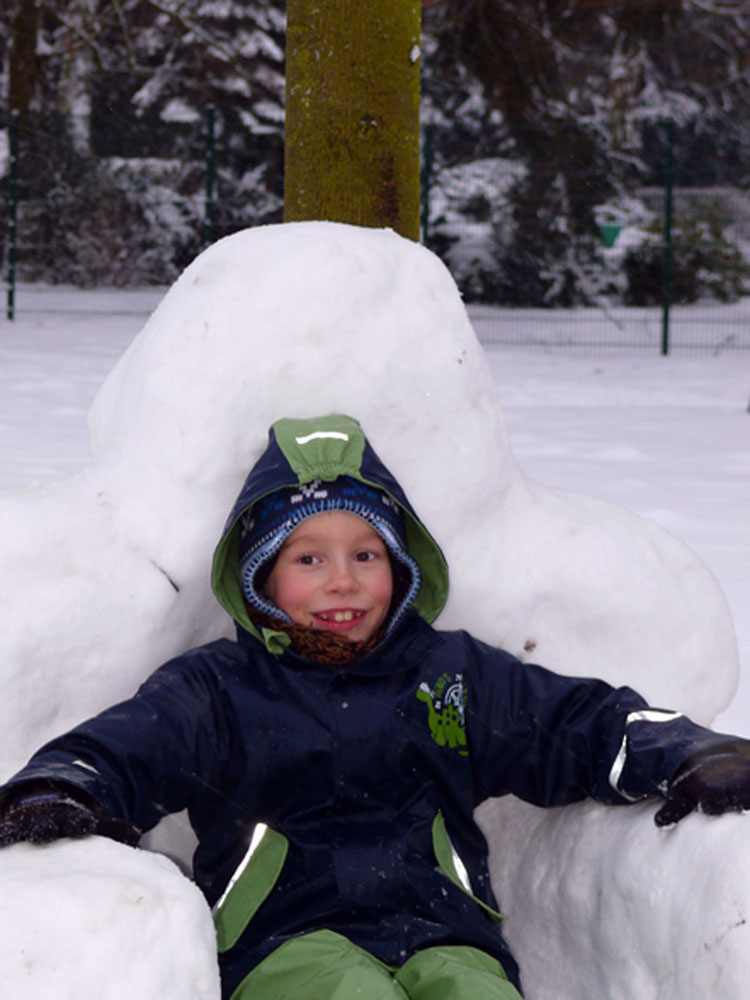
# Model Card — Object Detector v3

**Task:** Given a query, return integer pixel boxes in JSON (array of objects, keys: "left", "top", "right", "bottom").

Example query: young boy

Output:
[{"left": 1, "top": 413, "right": 749, "bottom": 1000}]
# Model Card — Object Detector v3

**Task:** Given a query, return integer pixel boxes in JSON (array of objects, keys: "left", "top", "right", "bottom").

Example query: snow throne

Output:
[{"left": 0, "top": 222, "right": 746, "bottom": 998}]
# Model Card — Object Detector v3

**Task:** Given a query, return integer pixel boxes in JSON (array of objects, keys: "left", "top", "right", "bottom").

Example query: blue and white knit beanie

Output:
[{"left": 238, "top": 476, "right": 421, "bottom": 634}]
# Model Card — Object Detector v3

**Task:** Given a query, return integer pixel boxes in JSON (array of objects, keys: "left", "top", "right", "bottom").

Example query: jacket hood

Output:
[{"left": 211, "top": 415, "right": 449, "bottom": 651}]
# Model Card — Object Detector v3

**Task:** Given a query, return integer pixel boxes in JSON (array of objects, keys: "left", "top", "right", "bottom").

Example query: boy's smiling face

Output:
[{"left": 262, "top": 511, "right": 393, "bottom": 643}]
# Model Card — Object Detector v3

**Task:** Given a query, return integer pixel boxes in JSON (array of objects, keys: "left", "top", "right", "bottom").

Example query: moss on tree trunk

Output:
[{"left": 284, "top": 0, "right": 421, "bottom": 241}]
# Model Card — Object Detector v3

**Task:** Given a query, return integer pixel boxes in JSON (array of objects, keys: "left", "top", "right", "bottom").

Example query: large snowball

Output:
[
  {"left": 0, "top": 838, "right": 219, "bottom": 999},
  {"left": 478, "top": 796, "right": 750, "bottom": 1000}
]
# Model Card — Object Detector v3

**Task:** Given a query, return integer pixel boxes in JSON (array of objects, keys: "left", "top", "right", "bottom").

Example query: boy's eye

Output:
[
  {"left": 355, "top": 550, "right": 377, "bottom": 562},
  {"left": 297, "top": 554, "right": 320, "bottom": 566}
]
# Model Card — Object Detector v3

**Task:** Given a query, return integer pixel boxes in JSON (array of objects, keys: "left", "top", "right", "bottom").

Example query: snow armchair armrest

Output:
[
  {"left": 0, "top": 781, "right": 141, "bottom": 847},
  {"left": 654, "top": 739, "right": 750, "bottom": 827},
  {"left": 478, "top": 794, "right": 750, "bottom": 1000}
]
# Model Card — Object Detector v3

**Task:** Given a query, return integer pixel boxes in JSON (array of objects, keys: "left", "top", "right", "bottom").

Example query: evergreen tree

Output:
[
  {"left": 3, "top": 0, "right": 287, "bottom": 283},
  {"left": 5, "top": 0, "right": 750, "bottom": 295},
  {"left": 427, "top": 0, "right": 750, "bottom": 304}
]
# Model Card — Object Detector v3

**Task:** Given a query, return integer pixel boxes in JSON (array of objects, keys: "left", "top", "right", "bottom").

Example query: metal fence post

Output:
[
  {"left": 6, "top": 109, "right": 19, "bottom": 321},
  {"left": 660, "top": 119, "right": 675, "bottom": 356},
  {"left": 204, "top": 105, "right": 216, "bottom": 248}
]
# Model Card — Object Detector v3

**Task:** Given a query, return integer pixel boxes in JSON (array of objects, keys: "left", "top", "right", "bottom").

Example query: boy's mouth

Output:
[{"left": 312, "top": 609, "right": 367, "bottom": 631}]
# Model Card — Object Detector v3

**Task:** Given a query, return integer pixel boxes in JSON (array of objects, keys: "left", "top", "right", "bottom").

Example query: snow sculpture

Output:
[
  {"left": 0, "top": 221, "right": 745, "bottom": 998},
  {"left": 479, "top": 797, "right": 750, "bottom": 1000},
  {"left": 0, "top": 837, "right": 219, "bottom": 1000}
]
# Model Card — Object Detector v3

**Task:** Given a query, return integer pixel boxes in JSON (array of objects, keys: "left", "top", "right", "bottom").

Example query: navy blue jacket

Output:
[{"left": 0, "top": 416, "right": 731, "bottom": 996}]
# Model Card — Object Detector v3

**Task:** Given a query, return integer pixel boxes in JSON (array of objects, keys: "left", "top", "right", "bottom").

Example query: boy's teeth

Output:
[{"left": 321, "top": 611, "right": 356, "bottom": 622}]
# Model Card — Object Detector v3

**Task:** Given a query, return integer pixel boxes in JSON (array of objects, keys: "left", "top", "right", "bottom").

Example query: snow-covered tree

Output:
[
  {"left": 5, "top": 0, "right": 750, "bottom": 296},
  {"left": 3, "top": 0, "right": 286, "bottom": 284},
  {"left": 426, "top": 0, "right": 750, "bottom": 304},
  {"left": 91, "top": 0, "right": 286, "bottom": 251}
]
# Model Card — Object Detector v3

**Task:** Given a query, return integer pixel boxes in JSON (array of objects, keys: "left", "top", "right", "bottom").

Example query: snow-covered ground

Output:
[
  {"left": 0, "top": 226, "right": 748, "bottom": 1000},
  {"left": 3, "top": 286, "right": 748, "bottom": 734}
]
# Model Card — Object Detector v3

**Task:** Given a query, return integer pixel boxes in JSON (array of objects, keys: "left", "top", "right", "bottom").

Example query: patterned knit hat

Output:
[{"left": 238, "top": 476, "right": 421, "bottom": 634}]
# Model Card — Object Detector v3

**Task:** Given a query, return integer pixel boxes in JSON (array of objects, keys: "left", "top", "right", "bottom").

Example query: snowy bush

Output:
[
  {"left": 624, "top": 201, "right": 750, "bottom": 305},
  {"left": 17, "top": 165, "right": 182, "bottom": 288},
  {"left": 5, "top": 112, "right": 283, "bottom": 288},
  {"left": 427, "top": 160, "right": 636, "bottom": 308},
  {"left": 9, "top": 116, "right": 184, "bottom": 287},
  {"left": 429, "top": 166, "right": 750, "bottom": 309},
  {"left": 426, "top": 157, "right": 525, "bottom": 301}
]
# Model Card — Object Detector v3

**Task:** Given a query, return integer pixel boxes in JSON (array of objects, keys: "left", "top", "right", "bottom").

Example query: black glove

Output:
[
  {"left": 0, "top": 785, "right": 99, "bottom": 846},
  {"left": 655, "top": 740, "right": 750, "bottom": 827}
]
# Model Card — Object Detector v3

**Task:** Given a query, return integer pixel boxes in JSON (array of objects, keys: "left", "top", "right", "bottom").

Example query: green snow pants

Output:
[{"left": 229, "top": 929, "right": 523, "bottom": 999}]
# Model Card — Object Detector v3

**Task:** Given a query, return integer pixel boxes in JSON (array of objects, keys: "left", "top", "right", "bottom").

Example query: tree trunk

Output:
[
  {"left": 9, "top": 0, "right": 40, "bottom": 112},
  {"left": 284, "top": 0, "right": 421, "bottom": 241}
]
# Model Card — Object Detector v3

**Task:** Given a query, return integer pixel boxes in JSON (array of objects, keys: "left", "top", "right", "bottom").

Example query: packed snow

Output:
[
  {"left": 0, "top": 222, "right": 748, "bottom": 999},
  {"left": 0, "top": 838, "right": 219, "bottom": 999}
]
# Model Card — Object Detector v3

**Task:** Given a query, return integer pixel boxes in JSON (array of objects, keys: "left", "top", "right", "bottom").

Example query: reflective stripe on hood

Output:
[{"left": 211, "top": 415, "right": 450, "bottom": 649}]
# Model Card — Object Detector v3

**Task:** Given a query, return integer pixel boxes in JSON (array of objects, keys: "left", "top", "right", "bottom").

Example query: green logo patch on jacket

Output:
[{"left": 416, "top": 673, "right": 468, "bottom": 755}]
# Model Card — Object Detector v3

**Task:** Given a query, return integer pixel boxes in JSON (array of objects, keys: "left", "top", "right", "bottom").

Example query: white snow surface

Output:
[
  {"left": 0, "top": 837, "right": 219, "bottom": 999},
  {"left": 0, "top": 222, "right": 749, "bottom": 999}
]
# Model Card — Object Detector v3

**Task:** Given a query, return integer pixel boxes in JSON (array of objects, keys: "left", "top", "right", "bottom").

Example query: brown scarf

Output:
[{"left": 250, "top": 610, "right": 385, "bottom": 667}]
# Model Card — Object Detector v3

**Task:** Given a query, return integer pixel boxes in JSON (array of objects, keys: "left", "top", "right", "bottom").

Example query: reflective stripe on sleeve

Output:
[
  {"left": 72, "top": 759, "right": 100, "bottom": 776},
  {"left": 608, "top": 709, "right": 684, "bottom": 799}
]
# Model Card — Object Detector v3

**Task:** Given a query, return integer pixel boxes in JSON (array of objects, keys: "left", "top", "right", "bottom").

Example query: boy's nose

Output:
[{"left": 326, "top": 559, "right": 357, "bottom": 592}]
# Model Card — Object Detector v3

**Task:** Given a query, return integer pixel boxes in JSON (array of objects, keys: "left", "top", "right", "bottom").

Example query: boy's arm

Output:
[
  {"left": 467, "top": 641, "right": 750, "bottom": 823},
  {"left": 0, "top": 643, "right": 236, "bottom": 844}
]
